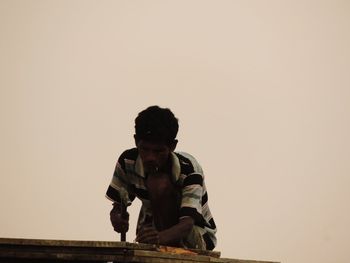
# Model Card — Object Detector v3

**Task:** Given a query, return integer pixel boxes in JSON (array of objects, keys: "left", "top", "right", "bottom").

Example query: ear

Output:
[{"left": 170, "top": 140, "right": 178, "bottom": 152}]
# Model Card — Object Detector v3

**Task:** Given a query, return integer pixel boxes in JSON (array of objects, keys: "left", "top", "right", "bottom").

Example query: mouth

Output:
[{"left": 144, "top": 164, "right": 159, "bottom": 174}]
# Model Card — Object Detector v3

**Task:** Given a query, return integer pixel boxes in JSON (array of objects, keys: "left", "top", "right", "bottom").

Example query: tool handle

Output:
[{"left": 120, "top": 201, "right": 127, "bottom": 242}]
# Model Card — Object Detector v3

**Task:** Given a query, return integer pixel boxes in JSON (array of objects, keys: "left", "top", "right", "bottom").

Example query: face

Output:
[{"left": 136, "top": 140, "right": 174, "bottom": 174}]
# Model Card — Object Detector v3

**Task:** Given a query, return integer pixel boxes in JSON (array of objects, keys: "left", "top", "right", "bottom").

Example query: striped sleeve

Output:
[
  {"left": 105, "top": 150, "right": 136, "bottom": 205},
  {"left": 176, "top": 152, "right": 217, "bottom": 250},
  {"left": 179, "top": 173, "right": 206, "bottom": 226}
]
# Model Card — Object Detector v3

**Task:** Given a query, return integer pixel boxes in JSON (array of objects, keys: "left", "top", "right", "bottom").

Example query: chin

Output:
[{"left": 145, "top": 166, "right": 159, "bottom": 174}]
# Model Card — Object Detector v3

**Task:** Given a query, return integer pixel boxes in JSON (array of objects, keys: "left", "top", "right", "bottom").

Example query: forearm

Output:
[{"left": 159, "top": 217, "right": 194, "bottom": 245}]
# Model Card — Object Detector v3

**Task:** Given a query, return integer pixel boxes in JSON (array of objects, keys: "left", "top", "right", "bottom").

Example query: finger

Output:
[
  {"left": 110, "top": 213, "right": 129, "bottom": 225},
  {"left": 138, "top": 234, "right": 158, "bottom": 243},
  {"left": 112, "top": 219, "right": 129, "bottom": 232},
  {"left": 136, "top": 233, "right": 158, "bottom": 243},
  {"left": 136, "top": 229, "right": 158, "bottom": 243},
  {"left": 114, "top": 227, "right": 129, "bottom": 233},
  {"left": 113, "top": 224, "right": 129, "bottom": 233},
  {"left": 136, "top": 229, "right": 150, "bottom": 240},
  {"left": 139, "top": 226, "right": 155, "bottom": 234}
]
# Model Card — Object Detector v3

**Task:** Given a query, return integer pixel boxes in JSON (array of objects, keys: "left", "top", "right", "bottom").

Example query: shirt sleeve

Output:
[
  {"left": 105, "top": 151, "right": 135, "bottom": 205},
  {"left": 179, "top": 173, "right": 207, "bottom": 227}
]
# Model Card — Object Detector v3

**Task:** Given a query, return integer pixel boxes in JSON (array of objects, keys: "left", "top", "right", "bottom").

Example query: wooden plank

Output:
[
  {"left": 0, "top": 238, "right": 221, "bottom": 258},
  {"left": 0, "top": 238, "right": 220, "bottom": 257},
  {"left": 134, "top": 249, "right": 211, "bottom": 262},
  {"left": 0, "top": 238, "right": 280, "bottom": 263},
  {"left": 211, "top": 259, "right": 279, "bottom": 263},
  {"left": 0, "top": 237, "right": 155, "bottom": 250},
  {"left": 0, "top": 238, "right": 133, "bottom": 262}
]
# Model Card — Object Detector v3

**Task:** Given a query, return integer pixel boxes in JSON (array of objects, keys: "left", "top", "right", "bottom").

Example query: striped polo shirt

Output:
[{"left": 105, "top": 148, "right": 217, "bottom": 250}]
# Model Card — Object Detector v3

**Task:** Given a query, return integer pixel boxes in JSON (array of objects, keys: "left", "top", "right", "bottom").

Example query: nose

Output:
[{"left": 143, "top": 151, "right": 157, "bottom": 164}]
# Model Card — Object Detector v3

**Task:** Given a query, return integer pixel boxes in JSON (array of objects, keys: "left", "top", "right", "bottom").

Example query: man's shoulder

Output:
[
  {"left": 174, "top": 151, "right": 203, "bottom": 174},
  {"left": 175, "top": 151, "right": 196, "bottom": 161},
  {"left": 118, "top": 148, "right": 138, "bottom": 162}
]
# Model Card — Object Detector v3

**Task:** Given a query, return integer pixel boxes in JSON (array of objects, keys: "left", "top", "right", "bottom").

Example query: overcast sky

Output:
[{"left": 1, "top": 1, "right": 350, "bottom": 263}]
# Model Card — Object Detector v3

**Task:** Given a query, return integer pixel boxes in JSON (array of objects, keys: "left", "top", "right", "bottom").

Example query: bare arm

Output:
[
  {"left": 136, "top": 217, "right": 194, "bottom": 246},
  {"left": 160, "top": 216, "right": 194, "bottom": 245}
]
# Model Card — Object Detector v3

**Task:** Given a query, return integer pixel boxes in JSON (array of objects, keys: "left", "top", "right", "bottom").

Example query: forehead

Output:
[{"left": 137, "top": 140, "right": 170, "bottom": 150}]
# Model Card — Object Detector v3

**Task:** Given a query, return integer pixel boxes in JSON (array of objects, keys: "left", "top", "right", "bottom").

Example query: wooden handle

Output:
[{"left": 120, "top": 202, "right": 127, "bottom": 242}]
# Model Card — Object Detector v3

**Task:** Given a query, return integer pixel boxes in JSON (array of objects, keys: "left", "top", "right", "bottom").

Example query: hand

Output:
[
  {"left": 136, "top": 226, "right": 161, "bottom": 245},
  {"left": 110, "top": 203, "right": 129, "bottom": 233}
]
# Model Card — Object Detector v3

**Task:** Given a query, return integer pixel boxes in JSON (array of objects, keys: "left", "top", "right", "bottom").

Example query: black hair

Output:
[{"left": 134, "top": 106, "right": 179, "bottom": 145}]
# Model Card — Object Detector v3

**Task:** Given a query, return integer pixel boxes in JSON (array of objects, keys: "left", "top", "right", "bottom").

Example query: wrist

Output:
[{"left": 158, "top": 231, "right": 165, "bottom": 245}]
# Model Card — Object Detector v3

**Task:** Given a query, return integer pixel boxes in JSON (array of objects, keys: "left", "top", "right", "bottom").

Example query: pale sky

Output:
[{"left": 1, "top": 1, "right": 350, "bottom": 263}]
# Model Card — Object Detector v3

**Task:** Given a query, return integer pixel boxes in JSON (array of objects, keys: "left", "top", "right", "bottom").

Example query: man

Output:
[{"left": 106, "top": 106, "right": 217, "bottom": 250}]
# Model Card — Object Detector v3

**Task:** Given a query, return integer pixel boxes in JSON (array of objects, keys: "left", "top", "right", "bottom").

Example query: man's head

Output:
[{"left": 134, "top": 106, "right": 179, "bottom": 173}]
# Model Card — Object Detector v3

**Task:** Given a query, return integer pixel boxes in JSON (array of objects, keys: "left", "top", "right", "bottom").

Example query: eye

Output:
[{"left": 155, "top": 147, "right": 167, "bottom": 154}]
